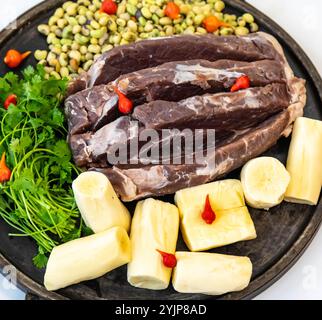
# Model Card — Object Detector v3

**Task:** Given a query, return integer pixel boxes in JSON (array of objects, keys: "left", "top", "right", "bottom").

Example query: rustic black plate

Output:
[{"left": 0, "top": 0, "right": 322, "bottom": 300}]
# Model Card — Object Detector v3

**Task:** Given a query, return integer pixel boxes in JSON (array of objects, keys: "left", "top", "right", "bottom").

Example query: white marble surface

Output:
[{"left": 0, "top": 0, "right": 322, "bottom": 300}]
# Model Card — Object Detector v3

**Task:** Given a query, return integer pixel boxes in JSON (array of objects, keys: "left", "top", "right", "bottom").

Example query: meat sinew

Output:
[
  {"left": 67, "top": 33, "right": 283, "bottom": 95},
  {"left": 92, "top": 78, "right": 305, "bottom": 201},
  {"left": 65, "top": 32, "right": 306, "bottom": 201},
  {"left": 65, "top": 58, "right": 286, "bottom": 135},
  {"left": 70, "top": 83, "right": 291, "bottom": 168}
]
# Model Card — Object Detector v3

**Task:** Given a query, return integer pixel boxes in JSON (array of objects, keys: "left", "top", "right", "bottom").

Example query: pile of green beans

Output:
[{"left": 36, "top": 0, "right": 259, "bottom": 80}]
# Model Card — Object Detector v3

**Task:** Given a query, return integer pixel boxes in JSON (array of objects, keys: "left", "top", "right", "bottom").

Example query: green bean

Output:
[
  {"left": 116, "top": 18, "right": 126, "bottom": 27},
  {"left": 79, "top": 45, "right": 87, "bottom": 55},
  {"left": 54, "top": 8, "right": 64, "bottom": 18},
  {"left": 196, "top": 27, "right": 207, "bottom": 34},
  {"left": 60, "top": 38, "right": 73, "bottom": 45},
  {"left": 250, "top": 22, "right": 259, "bottom": 32},
  {"left": 144, "top": 23, "right": 154, "bottom": 32},
  {"left": 152, "top": 14, "right": 159, "bottom": 24},
  {"left": 99, "top": 33, "right": 109, "bottom": 46},
  {"left": 78, "top": 15, "right": 87, "bottom": 25},
  {"left": 238, "top": 17, "right": 246, "bottom": 27},
  {"left": 184, "top": 26, "right": 195, "bottom": 34},
  {"left": 139, "top": 32, "right": 149, "bottom": 39},
  {"left": 90, "top": 20, "right": 100, "bottom": 29},
  {"left": 128, "top": 0, "right": 138, "bottom": 5},
  {"left": 214, "top": 1, "right": 225, "bottom": 13},
  {"left": 85, "top": 52, "right": 94, "bottom": 61},
  {"left": 50, "top": 71, "right": 61, "bottom": 79},
  {"left": 120, "top": 12, "right": 131, "bottom": 21},
  {"left": 99, "top": 15, "right": 109, "bottom": 26},
  {"left": 141, "top": 7, "right": 152, "bottom": 19},
  {"left": 101, "top": 44, "right": 113, "bottom": 53},
  {"left": 242, "top": 13, "right": 254, "bottom": 24},
  {"left": 159, "top": 17, "right": 172, "bottom": 25},
  {"left": 72, "top": 25, "right": 82, "bottom": 34},
  {"left": 78, "top": 6, "right": 87, "bottom": 16},
  {"left": 128, "top": 20, "right": 138, "bottom": 31},
  {"left": 126, "top": 3, "right": 137, "bottom": 16},
  {"left": 107, "top": 19, "right": 117, "bottom": 32},
  {"left": 120, "top": 39, "right": 129, "bottom": 45},
  {"left": 138, "top": 17, "right": 147, "bottom": 26},
  {"left": 117, "top": 3, "right": 126, "bottom": 15},
  {"left": 69, "top": 50, "right": 81, "bottom": 61},
  {"left": 90, "top": 28, "right": 106, "bottom": 39},
  {"left": 85, "top": 10, "right": 94, "bottom": 20},
  {"left": 55, "top": 28, "right": 63, "bottom": 37},
  {"left": 37, "top": 59, "right": 47, "bottom": 66},
  {"left": 90, "top": 38, "right": 99, "bottom": 45},
  {"left": 61, "top": 45, "right": 71, "bottom": 53},
  {"left": 34, "top": 50, "right": 48, "bottom": 61},
  {"left": 51, "top": 46, "right": 62, "bottom": 55},
  {"left": 75, "top": 33, "right": 89, "bottom": 45},
  {"left": 38, "top": 24, "right": 50, "bottom": 36},
  {"left": 46, "top": 33, "right": 57, "bottom": 44},
  {"left": 48, "top": 16, "right": 58, "bottom": 26},
  {"left": 180, "top": 4, "right": 191, "bottom": 15},
  {"left": 165, "top": 26, "right": 174, "bottom": 36},
  {"left": 123, "top": 31, "right": 136, "bottom": 41},
  {"left": 220, "top": 27, "right": 234, "bottom": 36},
  {"left": 88, "top": 44, "right": 101, "bottom": 54},
  {"left": 194, "top": 14, "right": 204, "bottom": 26},
  {"left": 81, "top": 26, "right": 90, "bottom": 36},
  {"left": 59, "top": 53, "right": 68, "bottom": 66},
  {"left": 156, "top": 8, "right": 165, "bottom": 18},
  {"left": 88, "top": 4, "right": 97, "bottom": 13},
  {"left": 235, "top": 26, "right": 249, "bottom": 36}
]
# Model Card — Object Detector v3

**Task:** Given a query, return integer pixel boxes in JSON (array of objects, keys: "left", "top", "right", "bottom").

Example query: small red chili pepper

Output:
[
  {"left": 230, "top": 75, "right": 251, "bottom": 92},
  {"left": 156, "top": 249, "right": 177, "bottom": 268},
  {"left": 164, "top": 2, "right": 180, "bottom": 20},
  {"left": 4, "top": 94, "right": 17, "bottom": 110},
  {"left": 100, "top": 0, "right": 118, "bottom": 15},
  {"left": 0, "top": 153, "right": 12, "bottom": 183},
  {"left": 114, "top": 87, "right": 133, "bottom": 114},
  {"left": 201, "top": 194, "right": 216, "bottom": 224},
  {"left": 202, "top": 16, "right": 230, "bottom": 33},
  {"left": 4, "top": 49, "right": 31, "bottom": 68}
]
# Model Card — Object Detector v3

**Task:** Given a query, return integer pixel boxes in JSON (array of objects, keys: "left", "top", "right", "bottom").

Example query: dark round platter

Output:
[{"left": 0, "top": 0, "right": 322, "bottom": 300}]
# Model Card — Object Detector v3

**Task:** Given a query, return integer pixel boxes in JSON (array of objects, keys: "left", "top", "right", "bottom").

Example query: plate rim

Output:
[{"left": 0, "top": 0, "right": 321, "bottom": 300}]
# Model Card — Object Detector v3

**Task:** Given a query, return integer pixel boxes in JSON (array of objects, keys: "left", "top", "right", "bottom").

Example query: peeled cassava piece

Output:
[
  {"left": 241, "top": 157, "right": 290, "bottom": 210},
  {"left": 72, "top": 171, "right": 131, "bottom": 233},
  {"left": 44, "top": 227, "right": 131, "bottom": 291},
  {"left": 127, "top": 198, "right": 179, "bottom": 290},
  {"left": 174, "top": 180, "right": 256, "bottom": 251},
  {"left": 285, "top": 117, "right": 322, "bottom": 205},
  {"left": 172, "top": 252, "right": 252, "bottom": 295}
]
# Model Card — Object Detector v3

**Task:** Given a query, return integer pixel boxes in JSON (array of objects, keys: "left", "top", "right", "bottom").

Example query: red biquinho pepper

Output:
[
  {"left": 230, "top": 75, "right": 251, "bottom": 92},
  {"left": 4, "top": 94, "right": 17, "bottom": 110},
  {"left": 100, "top": 0, "right": 118, "bottom": 15},
  {"left": 202, "top": 16, "right": 230, "bottom": 33},
  {"left": 4, "top": 49, "right": 31, "bottom": 68},
  {"left": 156, "top": 249, "right": 177, "bottom": 268},
  {"left": 164, "top": 2, "right": 181, "bottom": 20},
  {"left": 0, "top": 153, "right": 11, "bottom": 183},
  {"left": 114, "top": 87, "right": 133, "bottom": 114},
  {"left": 201, "top": 194, "right": 216, "bottom": 224}
]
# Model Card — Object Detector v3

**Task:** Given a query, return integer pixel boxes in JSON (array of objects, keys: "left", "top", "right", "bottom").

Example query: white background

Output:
[{"left": 0, "top": 0, "right": 322, "bottom": 300}]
